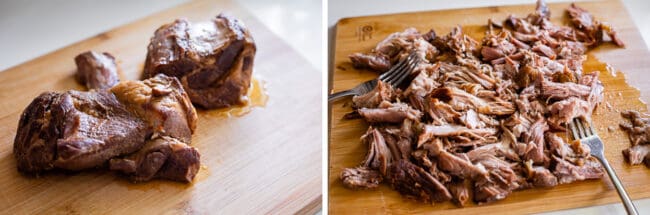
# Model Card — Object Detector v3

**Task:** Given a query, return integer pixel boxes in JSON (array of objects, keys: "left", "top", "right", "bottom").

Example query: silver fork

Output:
[
  {"left": 569, "top": 118, "right": 639, "bottom": 215},
  {"left": 328, "top": 52, "right": 421, "bottom": 101}
]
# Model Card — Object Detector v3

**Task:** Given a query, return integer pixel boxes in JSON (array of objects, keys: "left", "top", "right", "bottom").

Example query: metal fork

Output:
[
  {"left": 328, "top": 52, "right": 421, "bottom": 101},
  {"left": 569, "top": 118, "right": 639, "bottom": 215}
]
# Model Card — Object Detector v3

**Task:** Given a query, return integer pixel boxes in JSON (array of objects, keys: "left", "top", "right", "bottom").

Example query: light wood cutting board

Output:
[
  {"left": 329, "top": 0, "right": 650, "bottom": 214},
  {"left": 0, "top": 0, "right": 321, "bottom": 214}
]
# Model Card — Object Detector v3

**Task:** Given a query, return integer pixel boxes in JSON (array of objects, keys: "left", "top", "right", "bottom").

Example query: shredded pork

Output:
[
  {"left": 620, "top": 110, "right": 650, "bottom": 167},
  {"left": 340, "top": 0, "right": 622, "bottom": 206}
]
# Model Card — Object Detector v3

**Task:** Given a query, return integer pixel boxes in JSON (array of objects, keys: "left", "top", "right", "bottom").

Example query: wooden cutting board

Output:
[
  {"left": 0, "top": 0, "right": 321, "bottom": 214},
  {"left": 329, "top": 0, "right": 650, "bottom": 214}
]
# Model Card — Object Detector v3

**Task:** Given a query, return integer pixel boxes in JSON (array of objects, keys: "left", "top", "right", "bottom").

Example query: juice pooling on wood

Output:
[{"left": 205, "top": 76, "right": 269, "bottom": 118}]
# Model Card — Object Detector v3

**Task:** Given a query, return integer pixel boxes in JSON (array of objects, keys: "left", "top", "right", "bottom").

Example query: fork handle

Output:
[
  {"left": 328, "top": 90, "right": 355, "bottom": 102},
  {"left": 596, "top": 155, "right": 639, "bottom": 215}
]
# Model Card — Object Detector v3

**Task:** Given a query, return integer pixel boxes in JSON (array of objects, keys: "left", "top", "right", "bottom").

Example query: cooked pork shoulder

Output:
[
  {"left": 623, "top": 145, "right": 650, "bottom": 167},
  {"left": 109, "top": 136, "right": 200, "bottom": 182},
  {"left": 110, "top": 75, "right": 197, "bottom": 143},
  {"left": 340, "top": 166, "right": 383, "bottom": 189},
  {"left": 143, "top": 14, "right": 256, "bottom": 109},
  {"left": 349, "top": 28, "right": 436, "bottom": 73},
  {"left": 566, "top": 3, "right": 625, "bottom": 47},
  {"left": 448, "top": 180, "right": 470, "bottom": 206},
  {"left": 74, "top": 51, "right": 120, "bottom": 90},
  {"left": 340, "top": 0, "right": 620, "bottom": 206},
  {"left": 349, "top": 53, "right": 391, "bottom": 72},
  {"left": 14, "top": 74, "right": 199, "bottom": 182},
  {"left": 620, "top": 110, "right": 650, "bottom": 167},
  {"left": 388, "top": 160, "right": 452, "bottom": 203},
  {"left": 14, "top": 90, "right": 148, "bottom": 172},
  {"left": 357, "top": 101, "right": 422, "bottom": 123},
  {"left": 352, "top": 80, "right": 395, "bottom": 109},
  {"left": 552, "top": 156, "right": 603, "bottom": 184}
]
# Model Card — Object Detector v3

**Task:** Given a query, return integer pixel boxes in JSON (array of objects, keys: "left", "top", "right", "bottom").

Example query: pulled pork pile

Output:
[
  {"left": 620, "top": 111, "right": 650, "bottom": 168},
  {"left": 341, "top": 0, "right": 624, "bottom": 206}
]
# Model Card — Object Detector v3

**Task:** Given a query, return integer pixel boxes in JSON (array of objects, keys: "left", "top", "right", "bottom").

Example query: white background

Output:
[{"left": 0, "top": 0, "right": 322, "bottom": 71}]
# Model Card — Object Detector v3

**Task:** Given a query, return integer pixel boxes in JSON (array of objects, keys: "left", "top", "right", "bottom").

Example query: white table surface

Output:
[{"left": 328, "top": 0, "right": 649, "bottom": 214}]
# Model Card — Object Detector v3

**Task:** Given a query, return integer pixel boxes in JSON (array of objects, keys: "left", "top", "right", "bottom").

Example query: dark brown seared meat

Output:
[
  {"left": 14, "top": 90, "right": 148, "bottom": 173},
  {"left": 143, "top": 14, "right": 256, "bottom": 109},
  {"left": 388, "top": 160, "right": 452, "bottom": 203},
  {"left": 340, "top": 0, "right": 619, "bottom": 207},
  {"left": 349, "top": 53, "right": 391, "bottom": 72},
  {"left": 55, "top": 91, "right": 149, "bottom": 171},
  {"left": 74, "top": 51, "right": 120, "bottom": 90},
  {"left": 13, "top": 74, "right": 199, "bottom": 182},
  {"left": 14, "top": 92, "right": 66, "bottom": 173},
  {"left": 110, "top": 136, "right": 200, "bottom": 183}
]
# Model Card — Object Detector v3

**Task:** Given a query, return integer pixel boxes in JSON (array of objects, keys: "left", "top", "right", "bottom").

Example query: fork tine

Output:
[
  {"left": 569, "top": 119, "right": 580, "bottom": 140},
  {"left": 582, "top": 118, "right": 597, "bottom": 136},
  {"left": 575, "top": 118, "right": 586, "bottom": 139},
  {"left": 379, "top": 52, "right": 412, "bottom": 80},
  {"left": 382, "top": 53, "right": 416, "bottom": 83},
  {"left": 389, "top": 56, "right": 420, "bottom": 86},
  {"left": 386, "top": 52, "right": 417, "bottom": 84},
  {"left": 362, "top": 79, "right": 377, "bottom": 93},
  {"left": 574, "top": 118, "right": 582, "bottom": 139},
  {"left": 581, "top": 119, "right": 592, "bottom": 136},
  {"left": 380, "top": 56, "right": 410, "bottom": 82}
]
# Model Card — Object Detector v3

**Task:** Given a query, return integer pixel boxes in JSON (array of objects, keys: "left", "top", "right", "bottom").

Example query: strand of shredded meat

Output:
[
  {"left": 340, "top": 0, "right": 621, "bottom": 206},
  {"left": 620, "top": 110, "right": 650, "bottom": 167}
]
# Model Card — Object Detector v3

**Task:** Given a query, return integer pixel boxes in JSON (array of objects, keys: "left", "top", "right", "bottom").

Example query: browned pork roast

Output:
[
  {"left": 14, "top": 74, "right": 200, "bottom": 182},
  {"left": 143, "top": 14, "right": 256, "bottom": 109}
]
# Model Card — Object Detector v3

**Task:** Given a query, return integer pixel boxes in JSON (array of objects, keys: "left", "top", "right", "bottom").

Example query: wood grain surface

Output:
[
  {"left": 329, "top": 0, "right": 650, "bottom": 214},
  {"left": 0, "top": 0, "right": 321, "bottom": 214}
]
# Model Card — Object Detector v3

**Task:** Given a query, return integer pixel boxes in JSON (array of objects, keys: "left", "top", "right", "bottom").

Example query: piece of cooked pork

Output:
[
  {"left": 13, "top": 74, "right": 200, "bottom": 182},
  {"left": 143, "top": 14, "right": 256, "bottom": 109}
]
